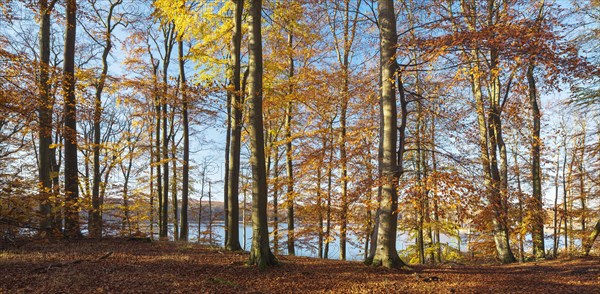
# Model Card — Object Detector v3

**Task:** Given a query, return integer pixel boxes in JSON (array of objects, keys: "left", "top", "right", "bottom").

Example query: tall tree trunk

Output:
[
  {"left": 38, "top": 0, "right": 56, "bottom": 235},
  {"left": 368, "top": 57, "right": 384, "bottom": 261},
  {"left": 246, "top": 0, "right": 276, "bottom": 268},
  {"left": 179, "top": 36, "right": 189, "bottom": 241},
  {"left": 208, "top": 182, "right": 213, "bottom": 244},
  {"left": 416, "top": 109, "right": 425, "bottom": 264},
  {"left": 198, "top": 169, "right": 205, "bottom": 242},
  {"left": 171, "top": 135, "right": 179, "bottom": 240},
  {"left": 243, "top": 174, "right": 248, "bottom": 250},
  {"left": 161, "top": 102, "right": 169, "bottom": 239},
  {"left": 122, "top": 146, "right": 134, "bottom": 236},
  {"left": 160, "top": 24, "right": 175, "bottom": 240},
  {"left": 370, "top": 0, "right": 405, "bottom": 268},
  {"left": 285, "top": 32, "right": 295, "bottom": 256},
  {"left": 513, "top": 139, "right": 526, "bottom": 262},
  {"left": 317, "top": 135, "right": 326, "bottom": 259},
  {"left": 324, "top": 135, "right": 333, "bottom": 259},
  {"left": 63, "top": 0, "right": 81, "bottom": 238},
  {"left": 153, "top": 61, "right": 162, "bottom": 238},
  {"left": 528, "top": 63, "right": 545, "bottom": 259},
  {"left": 90, "top": 1, "right": 118, "bottom": 239},
  {"left": 431, "top": 114, "right": 441, "bottom": 263},
  {"left": 272, "top": 148, "right": 280, "bottom": 254},
  {"left": 149, "top": 129, "right": 155, "bottom": 239},
  {"left": 224, "top": 90, "right": 231, "bottom": 244},
  {"left": 225, "top": 0, "right": 244, "bottom": 251},
  {"left": 363, "top": 142, "right": 374, "bottom": 261},
  {"left": 553, "top": 151, "right": 560, "bottom": 257},
  {"left": 562, "top": 137, "right": 569, "bottom": 253},
  {"left": 577, "top": 127, "right": 587, "bottom": 246}
]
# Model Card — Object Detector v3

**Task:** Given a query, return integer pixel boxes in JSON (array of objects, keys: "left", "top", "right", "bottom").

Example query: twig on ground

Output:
[{"left": 30, "top": 251, "right": 113, "bottom": 274}]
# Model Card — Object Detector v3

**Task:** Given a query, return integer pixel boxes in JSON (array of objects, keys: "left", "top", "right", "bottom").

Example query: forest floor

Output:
[{"left": 1, "top": 239, "right": 599, "bottom": 293}]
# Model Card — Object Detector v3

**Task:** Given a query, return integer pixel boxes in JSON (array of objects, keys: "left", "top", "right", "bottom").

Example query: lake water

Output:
[{"left": 175, "top": 222, "right": 460, "bottom": 261}]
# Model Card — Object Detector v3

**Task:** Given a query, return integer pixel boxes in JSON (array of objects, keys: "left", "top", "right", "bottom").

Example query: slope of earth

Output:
[{"left": 1, "top": 239, "right": 599, "bottom": 293}]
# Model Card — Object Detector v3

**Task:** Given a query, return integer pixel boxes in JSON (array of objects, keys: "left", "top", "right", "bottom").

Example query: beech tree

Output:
[
  {"left": 369, "top": 0, "right": 406, "bottom": 268},
  {"left": 247, "top": 0, "right": 277, "bottom": 268},
  {"left": 37, "top": 0, "right": 58, "bottom": 235},
  {"left": 63, "top": 0, "right": 81, "bottom": 238},
  {"left": 225, "top": 0, "right": 244, "bottom": 252}
]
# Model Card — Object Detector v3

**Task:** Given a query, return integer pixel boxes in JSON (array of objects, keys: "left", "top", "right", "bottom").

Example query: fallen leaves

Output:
[{"left": 0, "top": 239, "right": 599, "bottom": 293}]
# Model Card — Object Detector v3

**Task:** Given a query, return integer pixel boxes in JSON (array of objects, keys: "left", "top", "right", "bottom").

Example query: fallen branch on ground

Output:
[{"left": 31, "top": 251, "right": 113, "bottom": 274}]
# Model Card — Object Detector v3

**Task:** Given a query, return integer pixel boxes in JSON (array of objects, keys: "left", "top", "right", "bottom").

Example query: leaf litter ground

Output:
[{"left": 1, "top": 239, "right": 599, "bottom": 293}]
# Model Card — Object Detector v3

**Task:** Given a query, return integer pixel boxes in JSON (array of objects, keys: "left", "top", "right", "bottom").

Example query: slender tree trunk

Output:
[
  {"left": 90, "top": 2, "right": 116, "bottom": 240},
  {"left": 578, "top": 129, "right": 587, "bottom": 246},
  {"left": 198, "top": 170, "right": 205, "bottom": 242},
  {"left": 285, "top": 31, "right": 295, "bottom": 256},
  {"left": 225, "top": 0, "right": 244, "bottom": 251},
  {"left": 324, "top": 139, "right": 333, "bottom": 260},
  {"left": 208, "top": 182, "right": 213, "bottom": 244},
  {"left": 122, "top": 150, "right": 133, "bottom": 236},
  {"left": 63, "top": 0, "right": 81, "bottom": 238},
  {"left": 364, "top": 143, "right": 374, "bottom": 261},
  {"left": 149, "top": 129, "right": 154, "bottom": 238},
  {"left": 224, "top": 90, "right": 231, "bottom": 243},
  {"left": 38, "top": 0, "right": 55, "bottom": 235},
  {"left": 171, "top": 137, "right": 179, "bottom": 240},
  {"left": 513, "top": 140, "right": 526, "bottom": 262},
  {"left": 416, "top": 117, "right": 425, "bottom": 264},
  {"left": 160, "top": 25, "right": 175, "bottom": 240},
  {"left": 327, "top": 0, "right": 361, "bottom": 261},
  {"left": 243, "top": 176, "right": 247, "bottom": 250},
  {"left": 50, "top": 134, "right": 61, "bottom": 228},
  {"left": 562, "top": 137, "right": 569, "bottom": 253},
  {"left": 317, "top": 136, "right": 325, "bottom": 258},
  {"left": 247, "top": 0, "right": 276, "bottom": 268},
  {"left": 179, "top": 36, "right": 189, "bottom": 241},
  {"left": 431, "top": 115, "right": 441, "bottom": 263},
  {"left": 272, "top": 151, "right": 280, "bottom": 254},
  {"left": 368, "top": 61, "right": 384, "bottom": 262},
  {"left": 161, "top": 104, "right": 169, "bottom": 238},
  {"left": 553, "top": 150, "right": 560, "bottom": 256},
  {"left": 153, "top": 63, "right": 163, "bottom": 238}
]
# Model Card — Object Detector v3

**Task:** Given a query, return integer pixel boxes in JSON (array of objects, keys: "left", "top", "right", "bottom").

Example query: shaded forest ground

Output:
[{"left": 1, "top": 239, "right": 599, "bottom": 293}]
